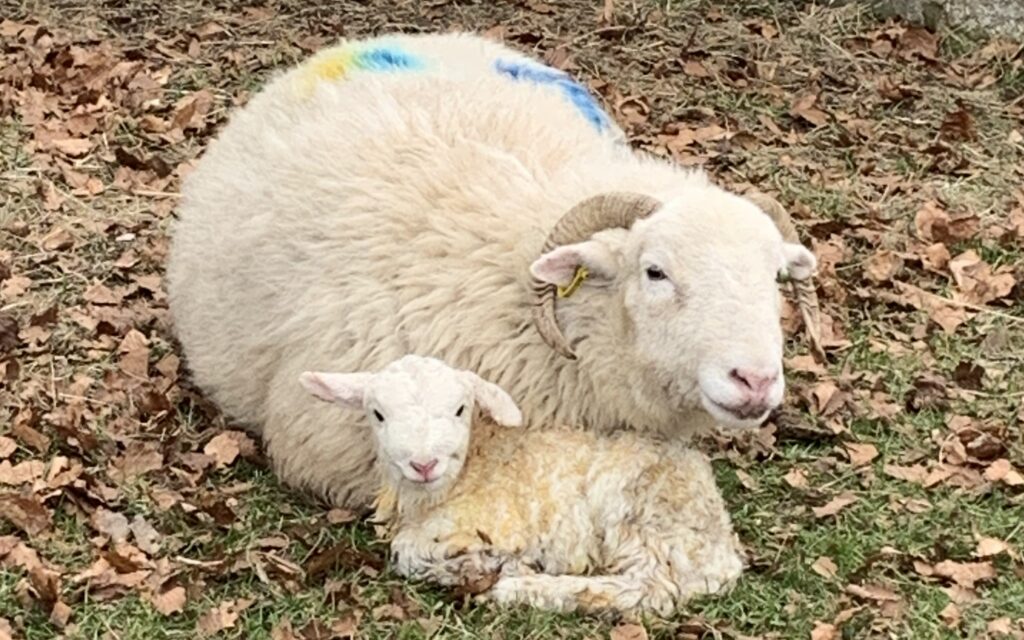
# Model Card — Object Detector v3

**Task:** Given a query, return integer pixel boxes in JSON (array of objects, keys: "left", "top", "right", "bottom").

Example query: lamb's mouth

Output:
[{"left": 405, "top": 475, "right": 446, "bottom": 490}]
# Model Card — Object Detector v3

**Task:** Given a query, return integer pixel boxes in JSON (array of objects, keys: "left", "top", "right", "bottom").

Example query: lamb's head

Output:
[
  {"left": 530, "top": 188, "right": 818, "bottom": 430},
  {"left": 299, "top": 355, "right": 522, "bottom": 492}
]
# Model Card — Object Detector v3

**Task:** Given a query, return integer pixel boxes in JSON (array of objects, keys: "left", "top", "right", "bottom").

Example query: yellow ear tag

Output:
[{"left": 557, "top": 266, "right": 589, "bottom": 299}]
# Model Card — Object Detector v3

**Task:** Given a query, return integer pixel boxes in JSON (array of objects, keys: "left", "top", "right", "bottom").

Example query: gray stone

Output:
[{"left": 827, "top": 0, "right": 1024, "bottom": 40}]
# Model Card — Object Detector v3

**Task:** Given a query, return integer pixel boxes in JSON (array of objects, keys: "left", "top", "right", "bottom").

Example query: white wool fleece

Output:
[
  {"left": 301, "top": 355, "right": 745, "bottom": 616},
  {"left": 166, "top": 32, "right": 817, "bottom": 507}
]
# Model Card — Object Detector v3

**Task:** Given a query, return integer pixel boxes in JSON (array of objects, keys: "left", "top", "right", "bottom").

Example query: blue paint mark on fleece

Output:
[
  {"left": 494, "top": 59, "right": 612, "bottom": 133},
  {"left": 355, "top": 47, "right": 425, "bottom": 72}
]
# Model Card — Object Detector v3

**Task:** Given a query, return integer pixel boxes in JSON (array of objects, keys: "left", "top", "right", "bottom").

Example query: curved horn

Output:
[
  {"left": 745, "top": 191, "right": 825, "bottom": 362},
  {"left": 532, "top": 192, "right": 662, "bottom": 360}
]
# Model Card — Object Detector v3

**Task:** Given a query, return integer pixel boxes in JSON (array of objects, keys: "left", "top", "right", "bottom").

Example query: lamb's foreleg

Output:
[
  {"left": 389, "top": 528, "right": 513, "bottom": 587},
  {"left": 486, "top": 573, "right": 656, "bottom": 614}
]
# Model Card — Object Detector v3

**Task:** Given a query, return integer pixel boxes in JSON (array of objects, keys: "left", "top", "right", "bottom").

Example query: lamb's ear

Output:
[
  {"left": 782, "top": 243, "right": 817, "bottom": 281},
  {"left": 299, "top": 371, "right": 371, "bottom": 409},
  {"left": 529, "top": 240, "right": 619, "bottom": 288},
  {"left": 461, "top": 372, "right": 523, "bottom": 427}
]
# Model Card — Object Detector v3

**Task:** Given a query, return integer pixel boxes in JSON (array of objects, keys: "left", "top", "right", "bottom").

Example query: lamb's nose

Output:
[
  {"left": 409, "top": 458, "right": 438, "bottom": 480},
  {"left": 729, "top": 367, "right": 778, "bottom": 400}
]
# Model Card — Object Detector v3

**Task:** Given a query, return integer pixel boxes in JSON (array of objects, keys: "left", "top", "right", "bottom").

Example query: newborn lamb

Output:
[{"left": 300, "top": 355, "right": 744, "bottom": 615}]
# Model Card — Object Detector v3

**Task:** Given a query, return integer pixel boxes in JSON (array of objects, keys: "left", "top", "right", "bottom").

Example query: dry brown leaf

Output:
[
  {"left": 147, "top": 586, "right": 186, "bottom": 616},
  {"left": 0, "top": 459, "right": 45, "bottom": 485},
  {"left": 0, "top": 437, "right": 15, "bottom": 459},
  {"left": 40, "top": 227, "right": 74, "bottom": 251},
  {"left": 172, "top": 89, "right": 214, "bottom": 133},
  {"left": 110, "top": 444, "right": 164, "bottom": 481},
  {"left": 0, "top": 314, "right": 19, "bottom": 353},
  {"left": 783, "top": 467, "right": 808, "bottom": 489},
  {"left": 864, "top": 250, "right": 902, "bottom": 283},
  {"left": 91, "top": 507, "right": 131, "bottom": 543},
  {"left": 786, "top": 354, "right": 827, "bottom": 375},
  {"left": 811, "top": 622, "right": 838, "bottom": 640},
  {"left": 118, "top": 329, "right": 150, "bottom": 379},
  {"left": 940, "top": 601, "right": 961, "bottom": 628},
  {"left": 791, "top": 93, "right": 829, "bottom": 126},
  {"left": 940, "top": 104, "right": 976, "bottom": 142},
  {"left": 204, "top": 430, "right": 256, "bottom": 469},
  {"left": 327, "top": 508, "right": 356, "bottom": 525},
  {"left": 813, "top": 492, "right": 858, "bottom": 518},
  {"left": 130, "top": 515, "right": 161, "bottom": 554},
  {"left": 812, "top": 381, "right": 841, "bottom": 414},
  {"left": 331, "top": 615, "right": 359, "bottom": 638},
  {"left": 933, "top": 560, "right": 997, "bottom": 589},
  {"left": 811, "top": 555, "right": 838, "bottom": 579},
  {"left": 922, "top": 243, "right": 951, "bottom": 271},
  {"left": 975, "top": 536, "right": 1011, "bottom": 558},
  {"left": 846, "top": 582, "right": 900, "bottom": 602},
  {"left": 205, "top": 432, "right": 240, "bottom": 469},
  {"left": 900, "top": 26, "right": 938, "bottom": 59},
  {"left": 844, "top": 443, "right": 878, "bottom": 466},
  {"left": 197, "top": 598, "right": 253, "bottom": 636},
  {"left": 987, "top": 618, "right": 1013, "bottom": 635},
  {"left": 682, "top": 60, "right": 710, "bottom": 77},
  {"left": 914, "top": 201, "right": 949, "bottom": 242},
  {"left": 610, "top": 623, "right": 648, "bottom": 640},
  {"left": 0, "top": 494, "right": 51, "bottom": 535},
  {"left": 83, "top": 282, "right": 123, "bottom": 305},
  {"left": 371, "top": 603, "right": 406, "bottom": 621},
  {"left": 893, "top": 281, "right": 970, "bottom": 335},
  {"left": 51, "top": 137, "right": 94, "bottom": 156},
  {"left": 1, "top": 276, "right": 31, "bottom": 300},
  {"left": 948, "top": 250, "right": 1016, "bottom": 305},
  {"left": 985, "top": 459, "right": 1024, "bottom": 486}
]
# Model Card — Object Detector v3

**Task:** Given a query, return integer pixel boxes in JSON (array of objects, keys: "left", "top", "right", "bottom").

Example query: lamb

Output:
[
  {"left": 300, "top": 355, "right": 745, "bottom": 615},
  {"left": 166, "top": 31, "right": 822, "bottom": 507}
]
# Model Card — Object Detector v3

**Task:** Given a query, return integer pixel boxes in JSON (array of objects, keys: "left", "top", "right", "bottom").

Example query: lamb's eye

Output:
[
  {"left": 373, "top": 409, "right": 385, "bottom": 422},
  {"left": 776, "top": 271, "right": 792, "bottom": 284},
  {"left": 645, "top": 266, "right": 667, "bottom": 281},
  {"left": 455, "top": 405, "right": 465, "bottom": 417}
]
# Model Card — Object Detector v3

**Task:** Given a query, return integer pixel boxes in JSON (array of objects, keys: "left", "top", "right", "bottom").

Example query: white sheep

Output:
[
  {"left": 166, "top": 32, "right": 820, "bottom": 507},
  {"left": 300, "top": 355, "right": 745, "bottom": 615}
]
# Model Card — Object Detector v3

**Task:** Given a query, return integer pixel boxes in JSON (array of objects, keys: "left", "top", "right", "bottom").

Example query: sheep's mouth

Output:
[{"left": 699, "top": 391, "right": 773, "bottom": 427}]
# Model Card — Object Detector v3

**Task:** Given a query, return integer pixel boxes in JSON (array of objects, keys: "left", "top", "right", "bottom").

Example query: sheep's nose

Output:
[
  {"left": 409, "top": 458, "right": 438, "bottom": 480},
  {"left": 729, "top": 367, "right": 778, "bottom": 401}
]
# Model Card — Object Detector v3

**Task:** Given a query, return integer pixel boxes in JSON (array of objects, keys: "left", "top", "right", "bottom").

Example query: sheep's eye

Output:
[
  {"left": 776, "top": 271, "right": 792, "bottom": 284},
  {"left": 455, "top": 405, "right": 465, "bottom": 417},
  {"left": 645, "top": 266, "right": 667, "bottom": 281},
  {"left": 373, "top": 409, "right": 385, "bottom": 422}
]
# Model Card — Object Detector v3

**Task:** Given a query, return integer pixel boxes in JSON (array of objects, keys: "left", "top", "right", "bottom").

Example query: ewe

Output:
[
  {"left": 167, "top": 32, "right": 820, "bottom": 506},
  {"left": 301, "top": 355, "right": 744, "bottom": 615}
]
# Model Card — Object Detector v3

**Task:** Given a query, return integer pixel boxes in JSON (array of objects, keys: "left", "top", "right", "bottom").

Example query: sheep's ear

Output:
[
  {"left": 529, "top": 241, "right": 618, "bottom": 288},
  {"left": 299, "top": 371, "right": 371, "bottom": 409},
  {"left": 461, "top": 372, "right": 522, "bottom": 427},
  {"left": 782, "top": 243, "right": 817, "bottom": 281}
]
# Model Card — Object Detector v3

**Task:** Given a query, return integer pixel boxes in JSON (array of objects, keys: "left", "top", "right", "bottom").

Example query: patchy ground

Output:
[{"left": 1, "top": 0, "right": 1023, "bottom": 638}]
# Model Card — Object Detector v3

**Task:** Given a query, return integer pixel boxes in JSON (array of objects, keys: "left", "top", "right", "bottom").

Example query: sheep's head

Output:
[
  {"left": 530, "top": 188, "right": 818, "bottom": 430},
  {"left": 299, "top": 355, "right": 522, "bottom": 492}
]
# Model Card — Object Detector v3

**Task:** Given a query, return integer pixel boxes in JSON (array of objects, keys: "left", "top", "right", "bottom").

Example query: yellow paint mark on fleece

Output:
[
  {"left": 294, "top": 46, "right": 358, "bottom": 98},
  {"left": 308, "top": 47, "right": 359, "bottom": 83}
]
